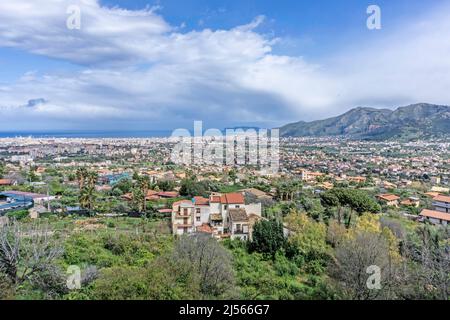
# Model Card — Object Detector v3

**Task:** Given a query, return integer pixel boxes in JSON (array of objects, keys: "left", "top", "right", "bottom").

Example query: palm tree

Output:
[
  {"left": 76, "top": 168, "right": 88, "bottom": 190},
  {"left": 77, "top": 170, "right": 97, "bottom": 214},
  {"left": 86, "top": 171, "right": 98, "bottom": 190},
  {"left": 79, "top": 187, "right": 90, "bottom": 210},
  {"left": 138, "top": 175, "right": 151, "bottom": 213}
]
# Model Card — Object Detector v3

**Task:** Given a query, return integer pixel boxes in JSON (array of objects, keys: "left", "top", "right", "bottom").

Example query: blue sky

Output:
[{"left": 0, "top": 0, "right": 450, "bottom": 131}]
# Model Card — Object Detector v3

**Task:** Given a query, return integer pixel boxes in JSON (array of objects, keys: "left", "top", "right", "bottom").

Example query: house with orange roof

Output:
[
  {"left": 377, "top": 194, "right": 400, "bottom": 207},
  {"left": 171, "top": 192, "right": 262, "bottom": 240},
  {"left": 420, "top": 209, "right": 450, "bottom": 226},
  {"left": 400, "top": 197, "right": 420, "bottom": 208},
  {"left": 0, "top": 179, "right": 16, "bottom": 186}
]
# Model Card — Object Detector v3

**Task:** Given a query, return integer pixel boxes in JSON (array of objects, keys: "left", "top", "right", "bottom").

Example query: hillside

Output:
[{"left": 280, "top": 103, "right": 450, "bottom": 140}]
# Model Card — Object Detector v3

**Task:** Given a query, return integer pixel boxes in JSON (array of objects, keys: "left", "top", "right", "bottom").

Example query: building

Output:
[
  {"left": 432, "top": 195, "right": 450, "bottom": 213},
  {"left": 400, "top": 197, "right": 420, "bottom": 208},
  {"left": 419, "top": 194, "right": 450, "bottom": 226},
  {"left": 171, "top": 192, "right": 262, "bottom": 240},
  {"left": 299, "top": 170, "right": 324, "bottom": 182},
  {"left": 0, "top": 191, "right": 56, "bottom": 205},
  {"left": 0, "top": 179, "right": 17, "bottom": 186},
  {"left": 420, "top": 209, "right": 450, "bottom": 226},
  {"left": 377, "top": 194, "right": 400, "bottom": 207},
  {"left": 0, "top": 192, "right": 34, "bottom": 214}
]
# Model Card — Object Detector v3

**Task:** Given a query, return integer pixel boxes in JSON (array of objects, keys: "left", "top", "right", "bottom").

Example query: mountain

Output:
[{"left": 280, "top": 103, "right": 450, "bottom": 140}]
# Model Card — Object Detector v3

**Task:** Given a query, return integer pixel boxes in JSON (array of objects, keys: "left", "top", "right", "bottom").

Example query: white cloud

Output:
[{"left": 0, "top": 0, "right": 450, "bottom": 131}]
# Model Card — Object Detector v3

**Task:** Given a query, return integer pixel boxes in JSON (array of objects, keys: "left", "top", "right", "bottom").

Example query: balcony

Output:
[
  {"left": 175, "top": 223, "right": 194, "bottom": 228},
  {"left": 175, "top": 213, "right": 192, "bottom": 219}
]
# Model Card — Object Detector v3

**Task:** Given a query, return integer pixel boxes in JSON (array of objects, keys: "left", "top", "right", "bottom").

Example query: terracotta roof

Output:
[
  {"left": 193, "top": 196, "right": 209, "bottom": 206},
  {"left": 401, "top": 199, "right": 418, "bottom": 206},
  {"left": 0, "top": 179, "right": 13, "bottom": 185},
  {"left": 425, "top": 192, "right": 441, "bottom": 198},
  {"left": 197, "top": 223, "right": 214, "bottom": 234},
  {"left": 240, "top": 188, "right": 269, "bottom": 198},
  {"left": 433, "top": 195, "right": 450, "bottom": 203},
  {"left": 210, "top": 195, "right": 221, "bottom": 203},
  {"left": 172, "top": 200, "right": 192, "bottom": 206},
  {"left": 157, "top": 191, "right": 179, "bottom": 198},
  {"left": 228, "top": 208, "right": 248, "bottom": 221},
  {"left": 220, "top": 193, "right": 245, "bottom": 204},
  {"left": 377, "top": 194, "right": 400, "bottom": 201},
  {"left": 420, "top": 209, "right": 450, "bottom": 222}
]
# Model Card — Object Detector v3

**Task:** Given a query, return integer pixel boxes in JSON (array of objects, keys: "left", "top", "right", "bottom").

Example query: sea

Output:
[
  {"left": 0, "top": 130, "right": 174, "bottom": 138},
  {"left": 0, "top": 127, "right": 264, "bottom": 139}
]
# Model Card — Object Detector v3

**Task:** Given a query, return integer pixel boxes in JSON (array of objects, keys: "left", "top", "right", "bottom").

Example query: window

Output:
[
  {"left": 196, "top": 208, "right": 201, "bottom": 214},
  {"left": 183, "top": 208, "right": 188, "bottom": 215},
  {"left": 224, "top": 205, "right": 228, "bottom": 209},
  {"left": 236, "top": 205, "right": 240, "bottom": 208},
  {"left": 196, "top": 216, "right": 201, "bottom": 222}
]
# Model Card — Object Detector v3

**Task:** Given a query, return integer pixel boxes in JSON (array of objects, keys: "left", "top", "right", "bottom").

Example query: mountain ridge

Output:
[{"left": 280, "top": 103, "right": 450, "bottom": 140}]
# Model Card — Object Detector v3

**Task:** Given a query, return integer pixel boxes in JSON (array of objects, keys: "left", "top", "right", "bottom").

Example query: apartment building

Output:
[
  {"left": 171, "top": 192, "right": 262, "bottom": 240},
  {"left": 419, "top": 194, "right": 450, "bottom": 226},
  {"left": 432, "top": 195, "right": 450, "bottom": 213}
]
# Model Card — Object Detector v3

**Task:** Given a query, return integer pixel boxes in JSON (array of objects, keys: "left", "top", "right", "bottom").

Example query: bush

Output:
[{"left": 6, "top": 210, "right": 29, "bottom": 220}]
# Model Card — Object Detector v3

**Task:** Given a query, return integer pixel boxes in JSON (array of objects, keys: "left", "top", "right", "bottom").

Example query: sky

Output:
[{"left": 0, "top": 0, "right": 450, "bottom": 132}]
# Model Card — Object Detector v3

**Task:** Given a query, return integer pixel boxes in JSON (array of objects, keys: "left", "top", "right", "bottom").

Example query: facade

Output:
[
  {"left": 419, "top": 194, "right": 450, "bottom": 226},
  {"left": 432, "top": 195, "right": 450, "bottom": 213},
  {"left": 171, "top": 192, "right": 262, "bottom": 240}
]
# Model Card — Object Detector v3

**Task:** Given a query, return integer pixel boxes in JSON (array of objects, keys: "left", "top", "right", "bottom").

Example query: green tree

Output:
[
  {"left": 320, "top": 188, "right": 380, "bottom": 228},
  {"left": 249, "top": 220, "right": 287, "bottom": 259},
  {"left": 284, "top": 211, "right": 330, "bottom": 273},
  {"left": 0, "top": 160, "right": 5, "bottom": 178}
]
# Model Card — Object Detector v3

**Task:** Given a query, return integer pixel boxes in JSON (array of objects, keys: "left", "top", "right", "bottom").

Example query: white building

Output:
[{"left": 171, "top": 192, "right": 262, "bottom": 240}]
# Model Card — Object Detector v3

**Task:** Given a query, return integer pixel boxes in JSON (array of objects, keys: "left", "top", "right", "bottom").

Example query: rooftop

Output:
[
  {"left": 420, "top": 209, "right": 450, "bottom": 222},
  {"left": 228, "top": 208, "right": 248, "bottom": 222}
]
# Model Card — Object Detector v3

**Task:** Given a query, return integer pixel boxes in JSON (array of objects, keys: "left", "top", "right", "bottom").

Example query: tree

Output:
[
  {"left": 320, "top": 188, "right": 380, "bottom": 228},
  {"left": 179, "top": 178, "right": 210, "bottom": 198},
  {"left": 78, "top": 170, "right": 98, "bottom": 213},
  {"left": 0, "top": 160, "right": 5, "bottom": 179},
  {"left": 138, "top": 175, "right": 151, "bottom": 212},
  {"left": 331, "top": 231, "right": 398, "bottom": 300},
  {"left": 157, "top": 179, "right": 175, "bottom": 192},
  {"left": 249, "top": 220, "right": 286, "bottom": 258},
  {"left": 0, "top": 220, "right": 63, "bottom": 287},
  {"left": 76, "top": 167, "right": 88, "bottom": 190},
  {"left": 403, "top": 226, "right": 450, "bottom": 300},
  {"left": 171, "top": 235, "right": 236, "bottom": 298},
  {"left": 131, "top": 186, "right": 145, "bottom": 213},
  {"left": 284, "top": 210, "right": 330, "bottom": 273}
]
